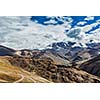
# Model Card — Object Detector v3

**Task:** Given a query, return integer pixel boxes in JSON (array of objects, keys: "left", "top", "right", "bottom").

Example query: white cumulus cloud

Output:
[
  {"left": 84, "top": 16, "right": 94, "bottom": 21},
  {"left": 77, "top": 21, "right": 87, "bottom": 25},
  {"left": 0, "top": 16, "right": 72, "bottom": 50}
]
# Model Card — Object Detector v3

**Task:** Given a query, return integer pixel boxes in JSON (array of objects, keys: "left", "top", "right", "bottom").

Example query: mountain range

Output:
[
  {"left": 0, "top": 43, "right": 100, "bottom": 83},
  {"left": 0, "top": 16, "right": 100, "bottom": 82}
]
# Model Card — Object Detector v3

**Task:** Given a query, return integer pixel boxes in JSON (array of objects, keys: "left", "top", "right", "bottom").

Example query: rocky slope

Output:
[
  {"left": 6, "top": 56, "right": 100, "bottom": 83},
  {"left": 0, "top": 45, "right": 100, "bottom": 83},
  {"left": 80, "top": 55, "right": 100, "bottom": 77},
  {"left": 0, "top": 57, "right": 51, "bottom": 83}
]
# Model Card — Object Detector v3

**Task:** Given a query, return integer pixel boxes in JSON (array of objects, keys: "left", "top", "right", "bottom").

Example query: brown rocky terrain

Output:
[
  {"left": 0, "top": 45, "right": 100, "bottom": 83},
  {"left": 80, "top": 55, "right": 100, "bottom": 77},
  {"left": 0, "top": 56, "right": 51, "bottom": 83},
  {"left": 6, "top": 55, "right": 100, "bottom": 83}
]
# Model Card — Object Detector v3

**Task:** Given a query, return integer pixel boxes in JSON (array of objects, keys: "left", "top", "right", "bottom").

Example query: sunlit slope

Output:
[{"left": 0, "top": 57, "right": 51, "bottom": 83}]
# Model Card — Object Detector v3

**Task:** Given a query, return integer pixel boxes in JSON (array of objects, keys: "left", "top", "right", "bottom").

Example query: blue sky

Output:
[{"left": 31, "top": 16, "right": 100, "bottom": 33}]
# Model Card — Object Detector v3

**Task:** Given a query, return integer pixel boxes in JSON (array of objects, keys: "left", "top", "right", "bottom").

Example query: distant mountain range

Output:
[{"left": 0, "top": 43, "right": 100, "bottom": 83}]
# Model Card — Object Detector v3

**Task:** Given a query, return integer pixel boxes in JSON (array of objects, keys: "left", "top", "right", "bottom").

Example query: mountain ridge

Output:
[{"left": 0, "top": 45, "right": 100, "bottom": 82}]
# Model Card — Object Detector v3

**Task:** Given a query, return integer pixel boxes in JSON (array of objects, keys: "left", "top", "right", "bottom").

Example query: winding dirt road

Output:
[{"left": 13, "top": 74, "right": 25, "bottom": 83}]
